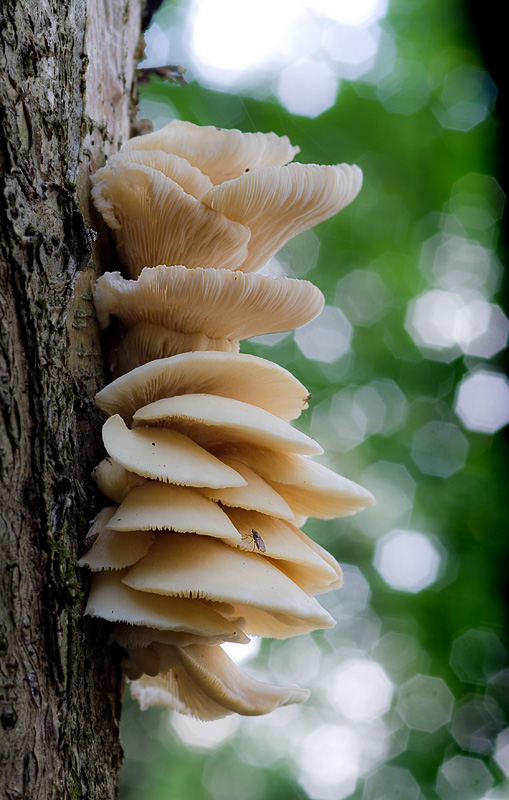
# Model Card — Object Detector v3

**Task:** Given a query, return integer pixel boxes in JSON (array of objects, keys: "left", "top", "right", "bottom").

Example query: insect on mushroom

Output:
[{"left": 251, "top": 529, "right": 266, "bottom": 553}]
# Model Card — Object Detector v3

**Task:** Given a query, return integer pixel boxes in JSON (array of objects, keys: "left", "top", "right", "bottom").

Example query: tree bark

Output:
[{"left": 0, "top": 1, "right": 143, "bottom": 797}]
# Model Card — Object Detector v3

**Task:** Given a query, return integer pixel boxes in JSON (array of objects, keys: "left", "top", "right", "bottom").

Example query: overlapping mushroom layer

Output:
[
  {"left": 91, "top": 119, "right": 362, "bottom": 278},
  {"left": 94, "top": 264, "right": 325, "bottom": 375},
  {"left": 86, "top": 121, "right": 373, "bottom": 719}
]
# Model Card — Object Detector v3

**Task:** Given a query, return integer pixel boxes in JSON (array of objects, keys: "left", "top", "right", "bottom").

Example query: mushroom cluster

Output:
[{"left": 84, "top": 121, "right": 374, "bottom": 720}]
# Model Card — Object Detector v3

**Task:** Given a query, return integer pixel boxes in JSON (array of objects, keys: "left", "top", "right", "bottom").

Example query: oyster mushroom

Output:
[
  {"left": 101, "top": 413, "right": 247, "bottom": 489},
  {"left": 95, "top": 351, "right": 311, "bottom": 424},
  {"left": 77, "top": 507, "right": 155, "bottom": 571},
  {"left": 91, "top": 121, "right": 362, "bottom": 277},
  {"left": 85, "top": 570, "right": 248, "bottom": 644},
  {"left": 213, "top": 442, "right": 375, "bottom": 518},
  {"left": 120, "top": 120, "right": 300, "bottom": 184},
  {"left": 94, "top": 264, "right": 324, "bottom": 369},
  {"left": 122, "top": 532, "right": 335, "bottom": 637},
  {"left": 91, "top": 160, "right": 252, "bottom": 278},
  {"left": 129, "top": 643, "right": 310, "bottom": 720},
  {"left": 132, "top": 393, "right": 323, "bottom": 455},
  {"left": 202, "top": 162, "right": 363, "bottom": 273},
  {"left": 106, "top": 482, "right": 241, "bottom": 546}
]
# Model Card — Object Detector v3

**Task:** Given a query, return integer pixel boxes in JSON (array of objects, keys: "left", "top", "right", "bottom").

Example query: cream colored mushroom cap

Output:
[
  {"left": 85, "top": 571, "right": 248, "bottom": 642},
  {"left": 102, "top": 414, "right": 246, "bottom": 489},
  {"left": 121, "top": 120, "right": 300, "bottom": 184},
  {"left": 107, "top": 482, "right": 241, "bottom": 545},
  {"left": 130, "top": 643, "right": 310, "bottom": 719},
  {"left": 133, "top": 393, "right": 323, "bottom": 456},
  {"left": 122, "top": 532, "right": 334, "bottom": 631},
  {"left": 91, "top": 149, "right": 213, "bottom": 201},
  {"left": 94, "top": 265, "right": 324, "bottom": 338},
  {"left": 224, "top": 507, "right": 342, "bottom": 594},
  {"left": 78, "top": 507, "right": 155, "bottom": 571},
  {"left": 202, "top": 457, "right": 294, "bottom": 520},
  {"left": 91, "top": 161, "right": 251, "bottom": 278},
  {"left": 213, "top": 443, "right": 375, "bottom": 518},
  {"left": 95, "top": 351, "right": 311, "bottom": 425},
  {"left": 202, "top": 162, "right": 363, "bottom": 273}
]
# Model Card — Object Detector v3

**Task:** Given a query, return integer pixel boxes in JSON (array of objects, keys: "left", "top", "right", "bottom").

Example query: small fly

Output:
[{"left": 251, "top": 529, "right": 266, "bottom": 553}]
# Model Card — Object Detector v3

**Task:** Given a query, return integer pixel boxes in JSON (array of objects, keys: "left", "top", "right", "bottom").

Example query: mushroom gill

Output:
[
  {"left": 85, "top": 121, "right": 374, "bottom": 720},
  {"left": 91, "top": 120, "right": 362, "bottom": 277},
  {"left": 94, "top": 264, "right": 324, "bottom": 373},
  {"left": 120, "top": 119, "right": 301, "bottom": 184}
]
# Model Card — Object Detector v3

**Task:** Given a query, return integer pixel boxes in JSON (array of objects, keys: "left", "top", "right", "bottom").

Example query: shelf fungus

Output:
[
  {"left": 94, "top": 264, "right": 324, "bottom": 374},
  {"left": 85, "top": 121, "right": 374, "bottom": 720},
  {"left": 91, "top": 120, "right": 362, "bottom": 278}
]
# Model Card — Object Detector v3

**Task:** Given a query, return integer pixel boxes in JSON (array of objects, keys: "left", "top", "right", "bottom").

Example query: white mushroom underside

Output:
[
  {"left": 102, "top": 414, "right": 247, "bottom": 489},
  {"left": 129, "top": 642, "right": 309, "bottom": 720},
  {"left": 94, "top": 265, "right": 324, "bottom": 338}
]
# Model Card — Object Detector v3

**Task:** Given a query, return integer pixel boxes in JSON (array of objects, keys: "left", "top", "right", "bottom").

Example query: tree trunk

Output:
[{"left": 0, "top": 2, "right": 143, "bottom": 796}]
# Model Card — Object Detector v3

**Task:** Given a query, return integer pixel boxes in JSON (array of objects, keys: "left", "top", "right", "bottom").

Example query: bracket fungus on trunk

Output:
[
  {"left": 84, "top": 121, "right": 374, "bottom": 720},
  {"left": 94, "top": 264, "right": 324, "bottom": 373}
]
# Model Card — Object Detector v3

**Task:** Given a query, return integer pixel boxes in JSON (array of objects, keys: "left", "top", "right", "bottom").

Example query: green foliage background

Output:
[{"left": 120, "top": 1, "right": 508, "bottom": 798}]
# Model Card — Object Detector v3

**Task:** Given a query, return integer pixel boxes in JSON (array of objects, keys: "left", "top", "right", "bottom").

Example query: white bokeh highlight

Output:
[
  {"left": 419, "top": 233, "right": 502, "bottom": 297},
  {"left": 357, "top": 462, "right": 415, "bottom": 536},
  {"left": 434, "top": 65, "right": 496, "bottom": 132},
  {"left": 336, "top": 268, "right": 389, "bottom": 327},
  {"left": 276, "top": 60, "right": 339, "bottom": 117},
  {"left": 143, "top": 0, "right": 390, "bottom": 111},
  {"left": 405, "top": 289, "right": 507, "bottom": 359},
  {"left": 451, "top": 694, "right": 505, "bottom": 754},
  {"left": 298, "top": 723, "right": 361, "bottom": 800},
  {"left": 494, "top": 728, "right": 509, "bottom": 777},
  {"left": 450, "top": 629, "right": 506, "bottom": 684},
  {"left": 455, "top": 370, "right": 509, "bottom": 433},
  {"left": 295, "top": 305, "right": 352, "bottom": 362},
  {"left": 330, "top": 658, "right": 393, "bottom": 721},
  {"left": 374, "top": 529, "right": 443, "bottom": 592}
]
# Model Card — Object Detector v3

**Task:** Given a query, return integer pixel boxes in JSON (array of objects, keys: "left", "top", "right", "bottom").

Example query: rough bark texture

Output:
[{"left": 0, "top": 1, "right": 143, "bottom": 797}]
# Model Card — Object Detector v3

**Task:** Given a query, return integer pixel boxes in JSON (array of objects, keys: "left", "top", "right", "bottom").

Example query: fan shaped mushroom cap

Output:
[
  {"left": 102, "top": 414, "right": 246, "bottom": 489},
  {"left": 133, "top": 394, "right": 322, "bottom": 456},
  {"left": 122, "top": 532, "right": 334, "bottom": 635},
  {"left": 129, "top": 643, "right": 309, "bottom": 720},
  {"left": 91, "top": 161, "right": 251, "bottom": 278},
  {"left": 95, "top": 351, "right": 311, "bottom": 425},
  {"left": 85, "top": 571, "right": 248, "bottom": 643},
  {"left": 202, "top": 457, "right": 294, "bottom": 520},
  {"left": 94, "top": 265, "right": 324, "bottom": 339},
  {"left": 92, "top": 149, "right": 213, "bottom": 200},
  {"left": 224, "top": 507, "right": 342, "bottom": 594},
  {"left": 121, "top": 120, "right": 300, "bottom": 184},
  {"left": 78, "top": 507, "right": 155, "bottom": 571},
  {"left": 107, "top": 482, "right": 241, "bottom": 545},
  {"left": 202, "top": 163, "right": 363, "bottom": 273},
  {"left": 213, "top": 443, "right": 375, "bottom": 518}
]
